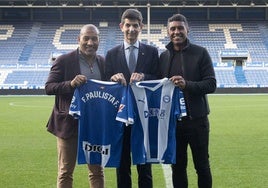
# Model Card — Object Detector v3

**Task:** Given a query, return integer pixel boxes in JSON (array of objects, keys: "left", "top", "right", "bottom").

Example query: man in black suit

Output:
[{"left": 105, "top": 9, "right": 159, "bottom": 188}]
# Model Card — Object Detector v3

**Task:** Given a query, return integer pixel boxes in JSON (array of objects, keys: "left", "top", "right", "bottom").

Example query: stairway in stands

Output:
[
  {"left": 18, "top": 23, "right": 41, "bottom": 64},
  {"left": 234, "top": 66, "right": 247, "bottom": 84}
]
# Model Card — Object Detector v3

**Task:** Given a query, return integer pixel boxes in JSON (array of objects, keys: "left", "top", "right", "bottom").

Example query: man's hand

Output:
[
  {"left": 70, "top": 75, "right": 87, "bottom": 88},
  {"left": 130, "top": 73, "right": 144, "bottom": 84},
  {"left": 170, "top": 75, "right": 186, "bottom": 90},
  {"left": 110, "top": 73, "right": 127, "bottom": 86}
]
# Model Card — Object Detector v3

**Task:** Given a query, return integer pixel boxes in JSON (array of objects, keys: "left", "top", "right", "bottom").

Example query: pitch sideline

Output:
[{"left": 162, "top": 164, "right": 172, "bottom": 188}]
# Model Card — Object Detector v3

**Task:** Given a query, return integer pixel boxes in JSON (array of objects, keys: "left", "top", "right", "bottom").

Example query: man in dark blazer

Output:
[
  {"left": 45, "top": 24, "right": 106, "bottom": 188},
  {"left": 105, "top": 9, "right": 159, "bottom": 188}
]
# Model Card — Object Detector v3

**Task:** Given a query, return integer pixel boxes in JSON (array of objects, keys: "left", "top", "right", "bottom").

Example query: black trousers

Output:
[
  {"left": 172, "top": 116, "right": 212, "bottom": 188},
  {"left": 116, "top": 126, "right": 152, "bottom": 188}
]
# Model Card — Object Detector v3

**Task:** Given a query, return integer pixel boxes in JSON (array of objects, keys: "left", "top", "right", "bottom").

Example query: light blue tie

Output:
[{"left": 128, "top": 45, "right": 136, "bottom": 73}]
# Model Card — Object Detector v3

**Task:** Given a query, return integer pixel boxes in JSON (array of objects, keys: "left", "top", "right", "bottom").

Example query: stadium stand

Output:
[{"left": 0, "top": 3, "right": 268, "bottom": 94}]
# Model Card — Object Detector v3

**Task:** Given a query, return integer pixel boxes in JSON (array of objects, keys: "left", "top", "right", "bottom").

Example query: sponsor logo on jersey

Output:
[
  {"left": 144, "top": 108, "right": 166, "bottom": 119},
  {"left": 83, "top": 141, "right": 110, "bottom": 155},
  {"left": 118, "top": 104, "right": 125, "bottom": 112},
  {"left": 179, "top": 97, "right": 185, "bottom": 105}
]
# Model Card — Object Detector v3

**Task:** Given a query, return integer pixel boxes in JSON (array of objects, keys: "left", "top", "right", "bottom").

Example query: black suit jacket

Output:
[
  {"left": 45, "top": 49, "right": 105, "bottom": 139},
  {"left": 105, "top": 42, "right": 160, "bottom": 82}
]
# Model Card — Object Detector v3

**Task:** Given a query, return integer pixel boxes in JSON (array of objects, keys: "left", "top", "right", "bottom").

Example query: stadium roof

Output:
[{"left": 0, "top": 0, "right": 268, "bottom": 8}]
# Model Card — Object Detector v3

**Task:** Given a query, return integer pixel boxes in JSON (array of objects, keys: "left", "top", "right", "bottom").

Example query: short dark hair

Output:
[
  {"left": 121, "top": 8, "right": 143, "bottom": 25},
  {"left": 167, "top": 14, "right": 188, "bottom": 28}
]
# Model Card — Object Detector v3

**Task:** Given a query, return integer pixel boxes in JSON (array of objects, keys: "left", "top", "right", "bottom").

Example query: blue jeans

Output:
[{"left": 172, "top": 116, "right": 212, "bottom": 188}]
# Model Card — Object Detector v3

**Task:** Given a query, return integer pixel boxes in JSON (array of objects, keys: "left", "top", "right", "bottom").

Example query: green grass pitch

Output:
[{"left": 0, "top": 94, "right": 268, "bottom": 188}]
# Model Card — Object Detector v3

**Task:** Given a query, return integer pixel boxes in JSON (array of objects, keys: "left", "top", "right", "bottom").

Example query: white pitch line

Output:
[
  {"left": 162, "top": 164, "right": 172, "bottom": 188},
  {"left": 9, "top": 102, "right": 51, "bottom": 108}
]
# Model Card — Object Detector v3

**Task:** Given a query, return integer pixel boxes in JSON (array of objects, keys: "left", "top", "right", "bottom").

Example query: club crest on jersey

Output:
[{"left": 162, "top": 95, "right": 171, "bottom": 103}]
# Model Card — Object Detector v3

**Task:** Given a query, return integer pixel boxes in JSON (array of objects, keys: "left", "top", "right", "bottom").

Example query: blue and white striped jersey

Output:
[{"left": 129, "top": 78, "right": 186, "bottom": 164}]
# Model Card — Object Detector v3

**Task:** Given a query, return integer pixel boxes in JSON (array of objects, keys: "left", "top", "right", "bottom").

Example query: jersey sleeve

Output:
[
  {"left": 176, "top": 89, "right": 187, "bottom": 120},
  {"left": 69, "top": 88, "right": 81, "bottom": 119},
  {"left": 116, "top": 85, "right": 134, "bottom": 125}
]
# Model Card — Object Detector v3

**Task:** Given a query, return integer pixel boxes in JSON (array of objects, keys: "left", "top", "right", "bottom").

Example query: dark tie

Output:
[{"left": 128, "top": 45, "right": 136, "bottom": 73}]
